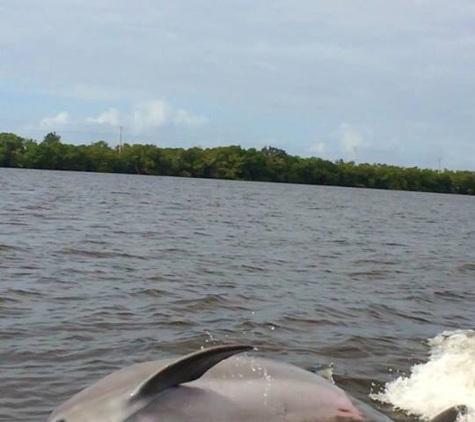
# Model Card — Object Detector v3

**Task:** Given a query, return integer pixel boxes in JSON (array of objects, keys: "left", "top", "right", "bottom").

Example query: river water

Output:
[{"left": 1, "top": 168, "right": 475, "bottom": 422}]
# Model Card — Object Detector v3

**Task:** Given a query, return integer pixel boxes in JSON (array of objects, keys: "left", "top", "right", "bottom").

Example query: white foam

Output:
[{"left": 371, "top": 330, "right": 475, "bottom": 422}]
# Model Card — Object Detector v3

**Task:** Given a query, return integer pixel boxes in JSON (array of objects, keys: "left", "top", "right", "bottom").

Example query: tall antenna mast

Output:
[{"left": 119, "top": 125, "right": 123, "bottom": 153}]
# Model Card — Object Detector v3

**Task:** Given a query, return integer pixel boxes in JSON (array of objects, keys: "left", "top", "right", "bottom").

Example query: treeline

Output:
[{"left": 1, "top": 132, "right": 474, "bottom": 194}]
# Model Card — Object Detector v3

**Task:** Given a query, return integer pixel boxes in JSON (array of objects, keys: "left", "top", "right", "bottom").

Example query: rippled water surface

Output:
[{"left": 1, "top": 168, "right": 474, "bottom": 422}]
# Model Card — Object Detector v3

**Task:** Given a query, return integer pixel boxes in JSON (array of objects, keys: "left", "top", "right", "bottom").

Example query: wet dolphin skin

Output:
[{"left": 46, "top": 345, "right": 465, "bottom": 422}]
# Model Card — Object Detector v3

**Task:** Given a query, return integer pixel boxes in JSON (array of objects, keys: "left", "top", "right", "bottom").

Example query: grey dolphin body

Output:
[{"left": 46, "top": 345, "right": 464, "bottom": 422}]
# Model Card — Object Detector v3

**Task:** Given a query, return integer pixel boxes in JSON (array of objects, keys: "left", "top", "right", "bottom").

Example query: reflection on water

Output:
[{"left": 1, "top": 168, "right": 474, "bottom": 422}]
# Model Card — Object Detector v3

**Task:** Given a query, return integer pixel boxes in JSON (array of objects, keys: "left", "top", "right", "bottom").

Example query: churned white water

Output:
[{"left": 372, "top": 330, "right": 475, "bottom": 422}]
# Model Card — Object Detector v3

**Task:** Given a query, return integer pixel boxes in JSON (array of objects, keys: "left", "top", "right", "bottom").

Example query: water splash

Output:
[{"left": 371, "top": 330, "right": 475, "bottom": 422}]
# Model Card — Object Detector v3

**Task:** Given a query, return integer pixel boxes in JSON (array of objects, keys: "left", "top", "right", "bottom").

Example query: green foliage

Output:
[
  {"left": 0, "top": 133, "right": 29, "bottom": 168},
  {"left": 1, "top": 132, "right": 474, "bottom": 195}
]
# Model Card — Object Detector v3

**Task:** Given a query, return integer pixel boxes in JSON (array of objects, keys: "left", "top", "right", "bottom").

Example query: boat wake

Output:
[{"left": 372, "top": 329, "right": 475, "bottom": 422}]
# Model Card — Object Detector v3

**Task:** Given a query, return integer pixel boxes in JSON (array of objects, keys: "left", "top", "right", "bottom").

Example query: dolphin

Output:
[{"left": 46, "top": 344, "right": 466, "bottom": 422}]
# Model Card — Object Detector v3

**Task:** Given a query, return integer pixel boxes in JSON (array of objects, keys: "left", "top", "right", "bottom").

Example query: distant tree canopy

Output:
[{"left": 1, "top": 132, "right": 474, "bottom": 195}]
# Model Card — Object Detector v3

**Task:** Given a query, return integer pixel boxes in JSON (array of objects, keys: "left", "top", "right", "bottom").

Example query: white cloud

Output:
[
  {"left": 174, "top": 109, "right": 208, "bottom": 126},
  {"left": 111, "top": 100, "right": 208, "bottom": 133},
  {"left": 39, "top": 112, "right": 71, "bottom": 129},
  {"left": 308, "top": 142, "right": 326, "bottom": 154},
  {"left": 37, "top": 100, "right": 208, "bottom": 135},
  {"left": 86, "top": 108, "right": 120, "bottom": 126},
  {"left": 131, "top": 100, "right": 170, "bottom": 133},
  {"left": 338, "top": 124, "right": 369, "bottom": 153}
]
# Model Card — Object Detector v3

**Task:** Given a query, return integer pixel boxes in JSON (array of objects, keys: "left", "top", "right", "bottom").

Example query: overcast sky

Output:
[{"left": 1, "top": 0, "right": 474, "bottom": 169}]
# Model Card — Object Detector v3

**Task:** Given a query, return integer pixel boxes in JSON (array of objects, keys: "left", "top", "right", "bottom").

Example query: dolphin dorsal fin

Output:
[{"left": 130, "top": 344, "right": 254, "bottom": 401}]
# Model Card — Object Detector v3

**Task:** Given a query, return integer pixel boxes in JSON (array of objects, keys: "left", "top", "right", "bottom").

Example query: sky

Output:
[{"left": 1, "top": 0, "right": 474, "bottom": 170}]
